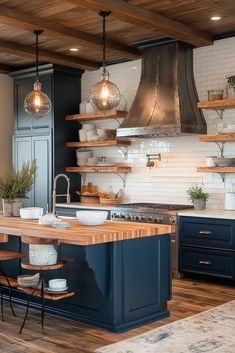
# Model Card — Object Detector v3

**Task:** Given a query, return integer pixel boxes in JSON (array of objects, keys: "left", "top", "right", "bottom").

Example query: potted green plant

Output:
[
  {"left": 0, "top": 160, "right": 37, "bottom": 217},
  {"left": 186, "top": 184, "right": 209, "bottom": 210},
  {"left": 226, "top": 74, "right": 235, "bottom": 98}
]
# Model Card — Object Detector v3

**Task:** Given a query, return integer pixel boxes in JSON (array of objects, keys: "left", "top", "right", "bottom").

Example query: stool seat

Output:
[{"left": 0, "top": 250, "right": 24, "bottom": 261}]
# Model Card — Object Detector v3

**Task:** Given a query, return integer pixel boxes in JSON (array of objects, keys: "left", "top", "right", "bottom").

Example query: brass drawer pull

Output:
[
  {"left": 199, "top": 230, "right": 212, "bottom": 235},
  {"left": 198, "top": 260, "right": 212, "bottom": 265}
]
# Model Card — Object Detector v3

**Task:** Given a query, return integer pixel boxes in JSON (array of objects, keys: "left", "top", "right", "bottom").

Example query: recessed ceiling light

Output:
[
  {"left": 70, "top": 48, "right": 79, "bottom": 52},
  {"left": 131, "top": 66, "right": 137, "bottom": 70},
  {"left": 211, "top": 16, "right": 221, "bottom": 21}
]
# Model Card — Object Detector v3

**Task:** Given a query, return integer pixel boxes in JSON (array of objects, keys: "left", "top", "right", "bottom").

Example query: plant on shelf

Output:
[
  {"left": 186, "top": 184, "right": 209, "bottom": 210},
  {"left": 226, "top": 74, "right": 235, "bottom": 98},
  {"left": 0, "top": 160, "right": 37, "bottom": 217}
]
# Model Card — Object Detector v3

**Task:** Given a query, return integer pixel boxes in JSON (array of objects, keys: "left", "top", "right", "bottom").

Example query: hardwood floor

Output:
[{"left": 0, "top": 278, "right": 234, "bottom": 353}]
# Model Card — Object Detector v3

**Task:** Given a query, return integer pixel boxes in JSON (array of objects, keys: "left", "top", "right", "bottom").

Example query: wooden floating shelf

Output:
[
  {"left": 197, "top": 167, "right": 235, "bottom": 173},
  {"left": 197, "top": 98, "right": 235, "bottom": 109},
  {"left": 66, "top": 140, "right": 131, "bottom": 148},
  {"left": 65, "top": 109, "right": 127, "bottom": 122},
  {"left": 0, "top": 276, "right": 75, "bottom": 301},
  {"left": 199, "top": 133, "right": 235, "bottom": 142},
  {"left": 66, "top": 166, "right": 131, "bottom": 173}
]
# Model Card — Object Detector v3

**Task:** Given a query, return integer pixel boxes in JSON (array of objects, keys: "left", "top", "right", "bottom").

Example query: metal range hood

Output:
[{"left": 117, "top": 41, "right": 207, "bottom": 138}]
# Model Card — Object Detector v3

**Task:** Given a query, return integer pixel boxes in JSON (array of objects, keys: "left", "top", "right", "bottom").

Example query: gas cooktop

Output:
[{"left": 114, "top": 203, "right": 193, "bottom": 211}]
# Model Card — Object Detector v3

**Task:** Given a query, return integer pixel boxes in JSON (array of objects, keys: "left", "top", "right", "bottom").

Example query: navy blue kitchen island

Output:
[{"left": 0, "top": 216, "right": 172, "bottom": 332}]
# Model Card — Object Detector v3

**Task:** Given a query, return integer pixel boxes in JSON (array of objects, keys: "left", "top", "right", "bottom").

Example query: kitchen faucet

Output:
[{"left": 52, "top": 174, "right": 70, "bottom": 215}]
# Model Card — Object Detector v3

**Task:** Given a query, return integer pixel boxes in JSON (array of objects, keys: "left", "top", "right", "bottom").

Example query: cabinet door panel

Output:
[
  {"left": 31, "top": 75, "right": 52, "bottom": 131},
  {"left": 32, "top": 134, "right": 52, "bottom": 212},
  {"left": 180, "top": 246, "right": 235, "bottom": 279},
  {"left": 180, "top": 217, "right": 235, "bottom": 250},
  {"left": 15, "top": 78, "right": 34, "bottom": 132},
  {"left": 15, "top": 75, "right": 52, "bottom": 133},
  {"left": 13, "top": 135, "right": 33, "bottom": 207}
]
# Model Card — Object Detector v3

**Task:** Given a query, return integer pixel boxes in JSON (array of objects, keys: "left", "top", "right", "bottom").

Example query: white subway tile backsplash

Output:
[{"left": 81, "top": 37, "right": 235, "bottom": 207}]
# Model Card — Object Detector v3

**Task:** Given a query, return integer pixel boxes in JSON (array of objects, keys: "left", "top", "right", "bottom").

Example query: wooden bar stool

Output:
[
  {"left": 19, "top": 236, "right": 74, "bottom": 334},
  {"left": 0, "top": 234, "right": 24, "bottom": 321}
]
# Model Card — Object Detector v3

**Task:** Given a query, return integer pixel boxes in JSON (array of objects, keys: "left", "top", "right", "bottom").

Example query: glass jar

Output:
[
  {"left": 208, "top": 89, "right": 224, "bottom": 101},
  {"left": 226, "top": 85, "right": 235, "bottom": 98}
]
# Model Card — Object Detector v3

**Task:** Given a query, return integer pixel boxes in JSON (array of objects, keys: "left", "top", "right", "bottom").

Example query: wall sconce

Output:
[{"left": 146, "top": 153, "right": 161, "bottom": 168}]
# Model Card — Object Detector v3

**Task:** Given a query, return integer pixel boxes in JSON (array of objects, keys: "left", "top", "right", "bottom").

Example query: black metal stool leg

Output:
[
  {"left": 19, "top": 285, "right": 38, "bottom": 334},
  {"left": 0, "top": 285, "right": 4, "bottom": 322},
  {"left": 40, "top": 271, "right": 45, "bottom": 332},
  {"left": 0, "top": 264, "right": 15, "bottom": 317}
]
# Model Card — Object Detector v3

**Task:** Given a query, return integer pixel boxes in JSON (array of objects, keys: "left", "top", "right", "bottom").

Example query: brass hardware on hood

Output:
[{"left": 117, "top": 42, "right": 207, "bottom": 138}]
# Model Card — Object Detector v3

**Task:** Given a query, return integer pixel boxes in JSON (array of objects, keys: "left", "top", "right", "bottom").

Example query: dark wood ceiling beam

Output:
[
  {"left": 70, "top": 0, "right": 213, "bottom": 47},
  {"left": 0, "top": 5, "right": 139, "bottom": 59},
  {"left": 0, "top": 40, "right": 98, "bottom": 70},
  {"left": 0, "top": 63, "right": 16, "bottom": 73}
]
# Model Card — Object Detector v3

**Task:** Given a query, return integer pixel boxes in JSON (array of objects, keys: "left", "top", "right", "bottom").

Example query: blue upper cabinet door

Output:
[
  {"left": 14, "top": 75, "right": 52, "bottom": 134},
  {"left": 32, "top": 134, "right": 52, "bottom": 212},
  {"left": 15, "top": 77, "right": 34, "bottom": 132},
  {"left": 13, "top": 135, "right": 33, "bottom": 207}
]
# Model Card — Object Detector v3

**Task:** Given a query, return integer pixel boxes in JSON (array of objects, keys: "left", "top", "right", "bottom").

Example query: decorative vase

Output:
[
  {"left": 29, "top": 244, "right": 58, "bottom": 266},
  {"left": 12, "top": 198, "right": 23, "bottom": 217},
  {"left": 2, "top": 199, "right": 13, "bottom": 216},
  {"left": 226, "top": 85, "right": 235, "bottom": 98},
  {"left": 193, "top": 199, "right": 205, "bottom": 210}
]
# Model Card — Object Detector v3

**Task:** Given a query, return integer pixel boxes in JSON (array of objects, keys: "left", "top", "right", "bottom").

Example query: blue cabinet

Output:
[
  {"left": 13, "top": 134, "right": 52, "bottom": 210},
  {"left": 179, "top": 216, "right": 235, "bottom": 282},
  {"left": 11, "top": 64, "right": 84, "bottom": 210}
]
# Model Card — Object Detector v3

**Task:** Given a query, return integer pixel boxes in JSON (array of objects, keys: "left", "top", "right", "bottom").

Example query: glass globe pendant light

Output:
[
  {"left": 90, "top": 11, "right": 120, "bottom": 111},
  {"left": 24, "top": 30, "right": 51, "bottom": 119}
]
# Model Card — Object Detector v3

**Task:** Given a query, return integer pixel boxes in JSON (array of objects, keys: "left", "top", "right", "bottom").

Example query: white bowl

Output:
[
  {"left": 20, "top": 207, "right": 43, "bottom": 219},
  {"left": 214, "top": 157, "right": 233, "bottom": 167},
  {"left": 76, "top": 149, "right": 93, "bottom": 159},
  {"left": 48, "top": 278, "right": 67, "bottom": 290},
  {"left": 76, "top": 210, "right": 108, "bottom": 226}
]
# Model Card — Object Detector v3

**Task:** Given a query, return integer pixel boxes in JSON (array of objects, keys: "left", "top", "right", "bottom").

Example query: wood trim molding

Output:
[
  {"left": 71, "top": 0, "right": 213, "bottom": 47},
  {"left": 0, "top": 4, "right": 139, "bottom": 60}
]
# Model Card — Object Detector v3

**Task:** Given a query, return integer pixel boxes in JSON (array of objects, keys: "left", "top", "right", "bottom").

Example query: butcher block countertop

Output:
[{"left": 0, "top": 215, "right": 174, "bottom": 246}]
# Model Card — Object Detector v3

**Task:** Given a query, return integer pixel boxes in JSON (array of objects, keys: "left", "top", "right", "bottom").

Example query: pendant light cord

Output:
[
  {"left": 102, "top": 14, "right": 106, "bottom": 72},
  {"left": 33, "top": 29, "right": 43, "bottom": 81},
  {"left": 100, "top": 11, "right": 111, "bottom": 74}
]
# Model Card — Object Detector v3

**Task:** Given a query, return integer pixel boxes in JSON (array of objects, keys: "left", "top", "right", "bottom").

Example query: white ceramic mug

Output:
[{"left": 206, "top": 156, "right": 216, "bottom": 167}]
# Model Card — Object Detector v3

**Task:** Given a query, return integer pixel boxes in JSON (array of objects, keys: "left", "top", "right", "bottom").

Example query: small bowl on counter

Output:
[{"left": 76, "top": 210, "right": 108, "bottom": 226}]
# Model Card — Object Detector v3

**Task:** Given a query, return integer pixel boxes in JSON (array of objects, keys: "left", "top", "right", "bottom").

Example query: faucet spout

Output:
[{"left": 52, "top": 173, "right": 70, "bottom": 215}]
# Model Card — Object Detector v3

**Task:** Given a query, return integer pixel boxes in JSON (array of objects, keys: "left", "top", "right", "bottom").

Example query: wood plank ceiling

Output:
[{"left": 0, "top": 0, "right": 234, "bottom": 73}]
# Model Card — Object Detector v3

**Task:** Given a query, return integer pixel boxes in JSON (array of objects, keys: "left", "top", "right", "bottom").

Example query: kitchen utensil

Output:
[{"left": 17, "top": 273, "right": 40, "bottom": 288}]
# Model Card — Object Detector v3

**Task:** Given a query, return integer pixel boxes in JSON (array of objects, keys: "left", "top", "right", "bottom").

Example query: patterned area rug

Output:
[{"left": 96, "top": 300, "right": 235, "bottom": 353}]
